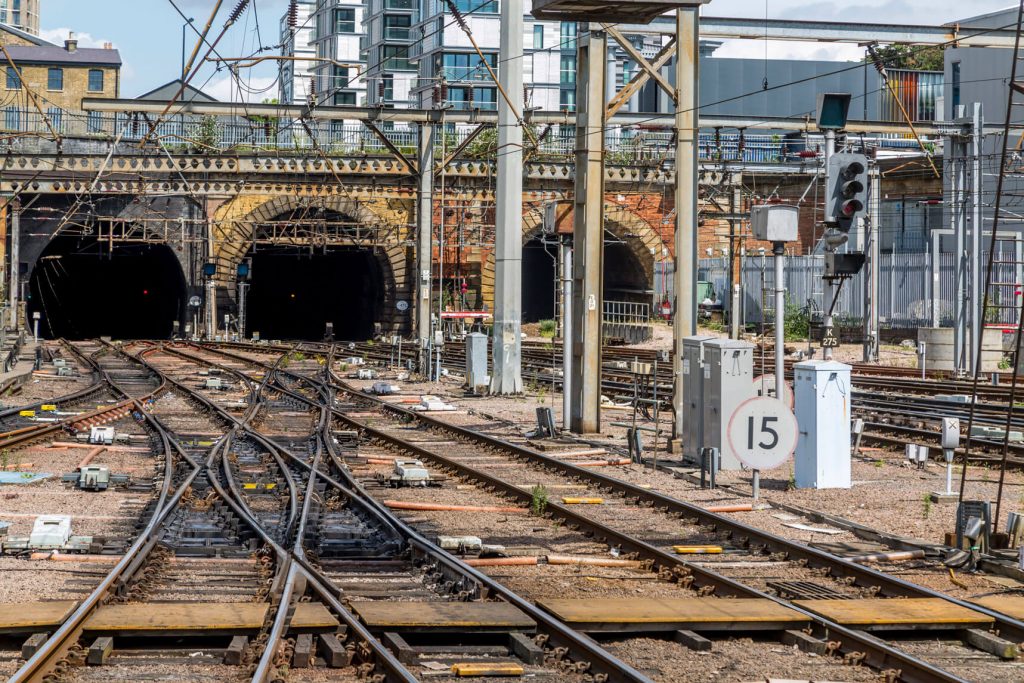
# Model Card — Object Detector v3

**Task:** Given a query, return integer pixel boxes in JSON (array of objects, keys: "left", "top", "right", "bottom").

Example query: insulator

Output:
[
  {"left": 378, "top": 80, "right": 386, "bottom": 98},
  {"left": 866, "top": 44, "right": 887, "bottom": 77},
  {"left": 228, "top": 0, "right": 251, "bottom": 23},
  {"left": 440, "top": 82, "right": 448, "bottom": 101},
  {"left": 287, "top": 0, "right": 298, "bottom": 29},
  {"left": 443, "top": 0, "right": 468, "bottom": 30},
  {"left": 432, "top": 83, "right": 441, "bottom": 104}
]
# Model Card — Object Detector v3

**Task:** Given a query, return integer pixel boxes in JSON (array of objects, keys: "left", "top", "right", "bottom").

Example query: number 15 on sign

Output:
[{"left": 726, "top": 397, "right": 798, "bottom": 500}]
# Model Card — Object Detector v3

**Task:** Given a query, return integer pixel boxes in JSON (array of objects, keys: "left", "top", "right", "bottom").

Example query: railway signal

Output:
[{"left": 827, "top": 152, "right": 869, "bottom": 232}]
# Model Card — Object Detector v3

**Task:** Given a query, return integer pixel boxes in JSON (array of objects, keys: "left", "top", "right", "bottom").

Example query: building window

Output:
[
  {"left": 560, "top": 54, "right": 575, "bottom": 84},
  {"left": 533, "top": 25, "right": 544, "bottom": 49},
  {"left": 4, "top": 106, "right": 19, "bottom": 130},
  {"left": 384, "top": 14, "right": 411, "bottom": 40},
  {"left": 88, "top": 69, "right": 104, "bottom": 92},
  {"left": 385, "top": 0, "right": 414, "bottom": 8},
  {"left": 451, "top": 0, "right": 498, "bottom": 15},
  {"left": 951, "top": 61, "right": 961, "bottom": 112},
  {"left": 332, "top": 65, "right": 350, "bottom": 90},
  {"left": 474, "top": 87, "right": 496, "bottom": 110},
  {"left": 382, "top": 46, "right": 412, "bottom": 70},
  {"left": 560, "top": 22, "right": 577, "bottom": 50},
  {"left": 5, "top": 66, "right": 19, "bottom": 89},
  {"left": 46, "top": 106, "right": 62, "bottom": 131},
  {"left": 381, "top": 73, "right": 394, "bottom": 101},
  {"left": 334, "top": 91, "right": 356, "bottom": 105},
  {"left": 333, "top": 7, "right": 355, "bottom": 33},
  {"left": 47, "top": 67, "right": 63, "bottom": 91},
  {"left": 441, "top": 52, "right": 496, "bottom": 81},
  {"left": 448, "top": 86, "right": 469, "bottom": 109},
  {"left": 559, "top": 88, "right": 575, "bottom": 112}
]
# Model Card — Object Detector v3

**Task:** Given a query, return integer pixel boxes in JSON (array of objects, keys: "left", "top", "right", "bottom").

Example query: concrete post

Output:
[
  {"left": 9, "top": 199, "right": 19, "bottom": 332},
  {"left": 672, "top": 8, "right": 699, "bottom": 440},
  {"left": 489, "top": 0, "right": 524, "bottom": 394},
  {"left": 569, "top": 24, "right": 606, "bottom": 433},
  {"left": 417, "top": 122, "right": 434, "bottom": 374}
]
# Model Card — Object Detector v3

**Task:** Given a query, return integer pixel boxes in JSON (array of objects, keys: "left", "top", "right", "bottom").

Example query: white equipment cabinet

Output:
[
  {"left": 794, "top": 360, "right": 852, "bottom": 489},
  {"left": 701, "top": 339, "right": 755, "bottom": 470},
  {"left": 681, "top": 335, "right": 715, "bottom": 463}
]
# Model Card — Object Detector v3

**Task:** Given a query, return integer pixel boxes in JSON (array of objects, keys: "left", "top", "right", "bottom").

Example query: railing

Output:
[
  {"left": 384, "top": 26, "right": 412, "bottom": 40},
  {"left": 603, "top": 300, "right": 650, "bottom": 326},
  {"left": 0, "top": 107, "right": 944, "bottom": 164}
]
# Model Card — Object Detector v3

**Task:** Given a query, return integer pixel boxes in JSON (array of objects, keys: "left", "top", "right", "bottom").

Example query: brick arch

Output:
[
  {"left": 480, "top": 202, "right": 664, "bottom": 313},
  {"left": 211, "top": 194, "right": 414, "bottom": 335}
]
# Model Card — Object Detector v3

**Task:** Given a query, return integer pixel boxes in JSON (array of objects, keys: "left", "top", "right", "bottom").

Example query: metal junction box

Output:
[
  {"left": 794, "top": 360, "right": 852, "bottom": 489},
  {"left": 701, "top": 339, "right": 755, "bottom": 470},
  {"left": 681, "top": 335, "right": 715, "bottom": 463},
  {"left": 466, "top": 333, "right": 489, "bottom": 390},
  {"left": 750, "top": 205, "right": 799, "bottom": 243}
]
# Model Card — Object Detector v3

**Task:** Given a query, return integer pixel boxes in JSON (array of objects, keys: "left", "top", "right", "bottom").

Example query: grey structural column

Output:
[
  {"left": 822, "top": 129, "right": 835, "bottom": 360},
  {"left": 864, "top": 165, "right": 880, "bottom": 361},
  {"left": 561, "top": 241, "right": 573, "bottom": 431},
  {"left": 672, "top": 7, "right": 699, "bottom": 440},
  {"left": 952, "top": 133, "right": 966, "bottom": 373},
  {"left": 970, "top": 102, "right": 982, "bottom": 375},
  {"left": 569, "top": 24, "right": 606, "bottom": 433},
  {"left": 8, "top": 199, "right": 19, "bottom": 332},
  {"left": 489, "top": 0, "right": 524, "bottom": 394},
  {"left": 417, "top": 121, "right": 434, "bottom": 373}
]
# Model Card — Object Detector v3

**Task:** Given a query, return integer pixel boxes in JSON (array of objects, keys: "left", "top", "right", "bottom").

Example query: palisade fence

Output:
[{"left": 653, "top": 251, "right": 1024, "bottom": 330}]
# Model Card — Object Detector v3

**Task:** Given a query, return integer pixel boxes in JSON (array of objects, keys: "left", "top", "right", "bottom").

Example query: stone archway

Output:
[
  {"left": 211, "top": 194, "right": 414, "bottom": 334},
  {"left": 479, "top": 202, "right": 664, "bottom": 313}
]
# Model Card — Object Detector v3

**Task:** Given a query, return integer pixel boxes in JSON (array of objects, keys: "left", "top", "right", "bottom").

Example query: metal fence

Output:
[
  {"left": 603, "top": 300, "right": 650, "bottom": 325},
  {"left": 0, "top": 106, "right": 943, "bottom": 163},
  {"left": 652, "top": 251, "right": 1024, "bottom": 330}
]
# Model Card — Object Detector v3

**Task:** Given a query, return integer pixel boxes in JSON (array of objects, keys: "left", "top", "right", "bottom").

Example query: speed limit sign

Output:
[{"left": 726, "top": 396, "right": 798, "bottom": 471}]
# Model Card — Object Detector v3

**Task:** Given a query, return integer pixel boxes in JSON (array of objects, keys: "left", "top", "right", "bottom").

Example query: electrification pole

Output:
[
  {"left": 671, "top": 7, "right": 699, "bottom": 441},
  {"left": 8, "top": 199, "right": 19, "bottom": 333},
  {"left": 489, "top": 0, "right": 525, "bottom": 394},
  {"left": 417, "top": 121, "right": 434, "bottom": 374},
  {"left": 569, "top": 24, "right": 606, "bottom": 433}
]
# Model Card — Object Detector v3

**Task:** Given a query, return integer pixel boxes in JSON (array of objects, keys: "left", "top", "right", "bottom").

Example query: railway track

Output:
[{"left": 197, "top": 341, "right": 1024, "bottom": 683}]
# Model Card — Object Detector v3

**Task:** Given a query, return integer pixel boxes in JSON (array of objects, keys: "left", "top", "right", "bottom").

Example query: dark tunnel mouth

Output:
[
  {"left": 521, "top": 236, "right": 651, "bottom": 325},
  {"left": 522, "top": 237, "right": 558, "bottom": 324},
  {"left": 28, "top": 237, "right": 187, "bottom": 340},
  {"left": 245, "top": 248, "right": 386, "bottom": 341}
]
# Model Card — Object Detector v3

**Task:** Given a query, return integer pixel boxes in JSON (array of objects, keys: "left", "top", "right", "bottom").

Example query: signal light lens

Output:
[{"left": 841, "top": 200, "right": 864, "bottom": 217}]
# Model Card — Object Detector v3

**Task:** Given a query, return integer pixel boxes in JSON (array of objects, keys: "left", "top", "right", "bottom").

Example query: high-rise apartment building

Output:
[
  {"left": 279, "top": 0, "right": 665, "bottom": 119},
  {"left": 279, "top": 0, "right": 317, "bottom": 104},
  {"left": 0, "top": 0, "right": 39, "bottom": 36}
]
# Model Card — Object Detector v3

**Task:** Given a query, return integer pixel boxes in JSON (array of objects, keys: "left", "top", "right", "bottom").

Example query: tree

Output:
[{"left": 866, "top": 44, "right": 944, "bottom": 72}]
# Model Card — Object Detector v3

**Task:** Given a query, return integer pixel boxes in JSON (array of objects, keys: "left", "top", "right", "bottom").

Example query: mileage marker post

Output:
[{"left": 727, "top": 396, "right": 798, "bottom": 500}]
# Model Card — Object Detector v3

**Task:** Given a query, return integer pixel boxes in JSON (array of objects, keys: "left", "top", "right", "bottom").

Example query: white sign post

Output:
[{"left": 727, "top": 396, "right": 799, "bottom": 500}]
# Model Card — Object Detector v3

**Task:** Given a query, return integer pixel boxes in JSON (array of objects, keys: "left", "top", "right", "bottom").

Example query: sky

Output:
[{"left": 37, "top": 0, "right": 1017, "bottom": 100}]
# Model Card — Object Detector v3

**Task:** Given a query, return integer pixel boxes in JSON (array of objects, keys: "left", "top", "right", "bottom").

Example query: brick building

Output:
[{"left": 1, "top": 24, "right": 121, "bottom": 116}]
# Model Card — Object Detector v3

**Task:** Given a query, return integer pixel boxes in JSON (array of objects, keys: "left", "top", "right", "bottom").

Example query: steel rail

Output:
[
  {"left": 129, "top": 344, "right": 419, "bottom": 683},
  {"left": 201, "top": 342, "right": 958, "bottom": 683},
  {"left": 194, "top": 343, "right": 655, "bottom": 683},
  {"left": 10, "top": 353, "right": 184, "bottom": 682}
]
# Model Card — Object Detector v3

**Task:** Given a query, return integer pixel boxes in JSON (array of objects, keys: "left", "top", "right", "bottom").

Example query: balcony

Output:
[
  {"left": 384, "top": 26, "right": 412, "bottom": 40},
  {"left": 385, "top": 0, "right": 415, "bottom": 9}
]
